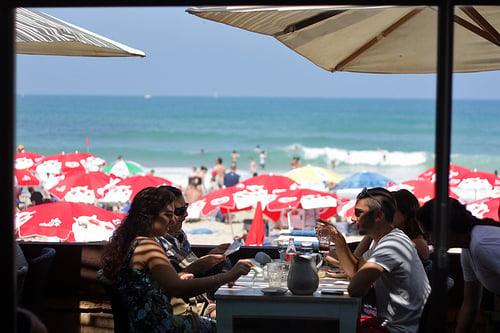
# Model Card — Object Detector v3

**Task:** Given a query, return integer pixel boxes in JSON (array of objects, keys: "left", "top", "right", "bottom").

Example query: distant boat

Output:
[{"left": 144, "top": 94, "right": 152, "bottom": 99}]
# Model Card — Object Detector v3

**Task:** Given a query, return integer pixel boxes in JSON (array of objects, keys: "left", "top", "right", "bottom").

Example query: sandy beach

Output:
[
  {"left": 183, "top": 210, "right": 253, "bottom": 245},
  {"left": 182, "top": 219, "right": 245, "bottom": 245}
]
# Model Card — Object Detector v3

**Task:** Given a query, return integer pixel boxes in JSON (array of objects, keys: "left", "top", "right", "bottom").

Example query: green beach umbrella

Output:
[{"left": 102, "top": 159, "right": 144, "bottom": 178}]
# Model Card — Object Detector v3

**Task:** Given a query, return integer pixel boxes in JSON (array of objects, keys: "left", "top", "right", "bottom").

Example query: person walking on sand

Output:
[
  {"left": 259, "top": 151, "right": 267, "bottom": 170},
  {"left": 212, "top": 157, "right": 226, "bottom": 189},
  {"left": 249, "top": 158, "right": 258, "bottom": 176},
  {"left": 184, "top": 179, "right": 202, "bottom": 204},
  {"left": 317, "top": 187, "right": 430, "bottom": 333},
  {"left": 196, "top": 166, "right": 208, "bottom": 193}
]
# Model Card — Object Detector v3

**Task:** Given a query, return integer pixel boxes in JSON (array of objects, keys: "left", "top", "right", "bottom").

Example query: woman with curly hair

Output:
[{"left": 102, "top": 187, "right": 253, "bottom": 332}]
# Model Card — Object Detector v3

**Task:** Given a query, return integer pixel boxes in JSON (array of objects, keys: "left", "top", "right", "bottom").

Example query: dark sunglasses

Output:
[{"left": 174, "top": 203, "right": 189, "bottom": 216}]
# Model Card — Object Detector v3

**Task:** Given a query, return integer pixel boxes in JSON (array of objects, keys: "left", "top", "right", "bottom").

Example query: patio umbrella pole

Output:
[
  {"left": 227, "top": 213, "right": 234, "bottom": 239},
  {"left": 430, "top": 2, "right": 454, "bottom": 332},
  {"left": 287, "top": 205, "right": 292, "bottom": 230},
  {"left": 1, "top": 7, "right": 16, "bottom": 332}
]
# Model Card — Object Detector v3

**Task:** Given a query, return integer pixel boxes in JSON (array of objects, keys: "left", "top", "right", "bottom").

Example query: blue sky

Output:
[{"left": 16, "top": 6, "right": 500, "bottom": 99}]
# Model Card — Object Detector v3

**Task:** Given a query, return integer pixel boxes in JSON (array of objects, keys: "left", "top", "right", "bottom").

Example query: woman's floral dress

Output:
[{"left": 116, "top": 238, "right": 215, "bottom": 332}]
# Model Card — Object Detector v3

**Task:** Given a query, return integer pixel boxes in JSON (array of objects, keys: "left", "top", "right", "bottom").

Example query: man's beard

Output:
[{"left": 357, "top": 211, "right": 377, "bottom": 236}]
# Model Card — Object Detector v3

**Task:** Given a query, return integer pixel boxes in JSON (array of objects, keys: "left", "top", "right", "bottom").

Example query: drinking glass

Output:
[
  {"left": 267, "top": 262, "right": 283, "bottom": 288},
  {"left": 318, "top": 236, "right": 330, "bottom": 254}
]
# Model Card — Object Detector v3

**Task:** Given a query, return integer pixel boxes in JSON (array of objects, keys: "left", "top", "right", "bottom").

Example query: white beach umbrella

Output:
[
  {"left": 187, "top": 5, "right": 500, "bottom": 74},
  {"left": 15, "top": 7, "right": 146, "bottom": 57}
]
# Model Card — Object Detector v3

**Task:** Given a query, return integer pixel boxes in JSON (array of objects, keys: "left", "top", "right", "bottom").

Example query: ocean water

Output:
[{"left": 16, "top": 95, "right": 500, "bottom": 188}]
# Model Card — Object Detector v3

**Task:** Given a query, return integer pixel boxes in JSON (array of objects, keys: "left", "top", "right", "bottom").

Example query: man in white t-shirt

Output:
[
  {"left": 317, "top": 187, "right": 430, "bottom": 333},
  {"left": 417, "top": 198, "right": 500, "bottom": 333}
]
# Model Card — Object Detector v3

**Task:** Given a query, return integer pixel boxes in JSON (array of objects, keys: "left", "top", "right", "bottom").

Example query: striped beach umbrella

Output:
[
  {"left": 16, "top": 7, "right": 146, "bottom": 57},
  {"left": 102, "top": 159, "right": 144, "bottom": 178}
]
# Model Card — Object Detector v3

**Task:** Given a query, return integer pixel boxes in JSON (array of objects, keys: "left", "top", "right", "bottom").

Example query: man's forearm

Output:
[{"left": 335, "top": 241, "right": 359, "bottom": 278}]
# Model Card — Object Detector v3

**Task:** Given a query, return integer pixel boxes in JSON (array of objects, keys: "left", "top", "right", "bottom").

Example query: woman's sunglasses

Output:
[{"left": 174, "top": 203, "right": 189, "bottom": 216}]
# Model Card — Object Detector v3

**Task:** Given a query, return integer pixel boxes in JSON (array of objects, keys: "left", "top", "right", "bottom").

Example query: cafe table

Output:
[{"left": 215, "top": 273, "right": 361, "bottom": 333}]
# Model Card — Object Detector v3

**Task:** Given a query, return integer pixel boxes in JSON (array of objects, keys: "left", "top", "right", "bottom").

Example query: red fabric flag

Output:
[
  {"left": 86, "top": 136, "right": 89, "bottom": 146},
  {"left": 244, "top": 201, "right": 265, "bottom": 246}
]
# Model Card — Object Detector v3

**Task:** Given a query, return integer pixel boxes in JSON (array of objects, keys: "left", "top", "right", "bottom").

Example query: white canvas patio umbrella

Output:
[
  {"left": 16, "top": 7, "right": 146, "bottom": 57},
  {"left": 187, "top": 5, "right": 500, "bottom": 74}
]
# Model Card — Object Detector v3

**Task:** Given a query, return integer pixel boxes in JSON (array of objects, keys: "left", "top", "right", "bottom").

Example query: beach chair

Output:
[{"left": 97, "top": 269, "right": 130, "bottom": 333}]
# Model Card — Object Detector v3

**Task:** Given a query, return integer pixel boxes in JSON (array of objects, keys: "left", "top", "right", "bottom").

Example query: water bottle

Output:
[{"left": 285, "top": 237, "right": 297, "bottom": 262}]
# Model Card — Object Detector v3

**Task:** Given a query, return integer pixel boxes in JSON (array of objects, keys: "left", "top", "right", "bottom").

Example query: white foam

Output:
[{"left": 301, "top": 146, "right": 427, "bottom": 167}]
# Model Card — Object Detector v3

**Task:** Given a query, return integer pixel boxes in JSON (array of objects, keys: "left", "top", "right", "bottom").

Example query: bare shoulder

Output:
[
  {"left": 131, "top": 237, "right": 167, "bottom": 268},
  {"left": 134, "top": 237, "right": 160, "bottom": 248}
]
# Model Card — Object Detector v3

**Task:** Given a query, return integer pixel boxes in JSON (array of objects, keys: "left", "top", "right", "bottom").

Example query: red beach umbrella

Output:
[
  {"left": 387, "top": 179, "right": 460, "bottom": 206},
  {"left": 417, "top": 164, "right": 471, "bottom": 187},
  {"left": 265, "top": 188, "right": 341, "bottom": 222},
  {"left": 100, "top": 175, "right": 174, "bottom": 203},
  {"left": 15, "top": 151, "right": 44, "bottom": 170},
  {"left": 455, "top": 170, "right": 500, "bottom": 190},
  {"left": 244, "top": 201, "right": 265, "bottom": 246},
  {"left": 239, "top": 174, "right": 299, "bottom": 194},
  {"left": 48, "top": 171, "right": 121, "bottom": 204},
  {"left": 453, "top": 170, "right": 500, "bottom": 202},
  {"left": 15, "top": 169, "right": 41, "bottom": 187},
  {"left": 36, "top": 152, "right": 91, "bottom": 175},
  {"left": 466, "top": 197, "right": 500, "bottom": 220},
  {"left": 337, "top": 198, "right": 357, "bottom": 221},
  {"left": 16, "top": 202, "right": 124, "bottom": 242},
  {"left": 189, "top": 185, "right": 251, "bottom": 217}
]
